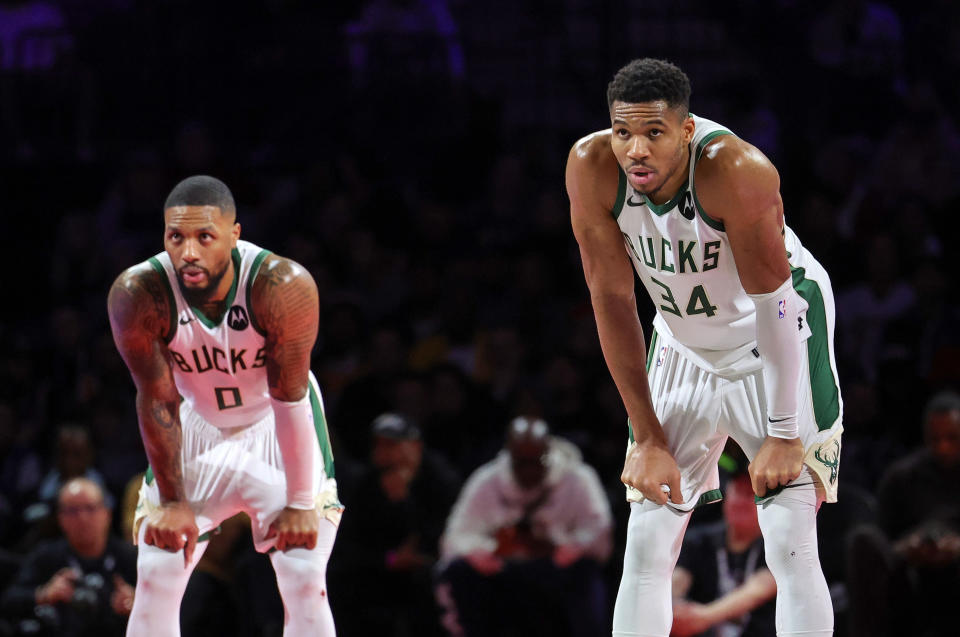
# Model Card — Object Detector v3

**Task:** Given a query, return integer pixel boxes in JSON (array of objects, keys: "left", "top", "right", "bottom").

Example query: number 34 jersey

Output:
[
  {"left": 148, "top": 239, "right": 275, "bottom": 428},
  {"left": 613, "top": 115, "right": 815, "bottom": 375}
]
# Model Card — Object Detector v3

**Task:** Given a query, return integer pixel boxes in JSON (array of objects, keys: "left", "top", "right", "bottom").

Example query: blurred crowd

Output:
[{"left": 1, "top": 0, "right": 959, "bottom": 635}]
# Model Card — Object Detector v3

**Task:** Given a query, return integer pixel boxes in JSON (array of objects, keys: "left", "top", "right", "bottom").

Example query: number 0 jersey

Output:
[
  {"left": 614, "top": 115, "right": 815, "bottom": 375},
  {"left": 148, "top": 239, "right": 274, "bottom": 428}
]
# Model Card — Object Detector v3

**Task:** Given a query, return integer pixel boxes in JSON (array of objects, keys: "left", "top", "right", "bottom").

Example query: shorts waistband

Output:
[{"left": 182, "top": 403, "right": 274, "bottom": 442}]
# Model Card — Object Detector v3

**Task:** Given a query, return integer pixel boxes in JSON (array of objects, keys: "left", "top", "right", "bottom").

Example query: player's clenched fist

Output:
[
  {"left": 621, "top": 441, "right": 685, "bottom": 506},
  {"left": 143, "top": 501, "right": 199, "bottom": 567},
  {"left": 748, "top": 436, "right": 804, "bottom": 497},
  {"left": 267, "top": 507, "right": 319, "bottom": 551}
]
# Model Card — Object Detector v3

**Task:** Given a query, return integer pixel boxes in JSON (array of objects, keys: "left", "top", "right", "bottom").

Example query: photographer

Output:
[
  {"left": 846, "top": 391, "right": 960, "bottom": 637},
  {"left": 1, "top": 478, "right": 136, "bottom": 637}
]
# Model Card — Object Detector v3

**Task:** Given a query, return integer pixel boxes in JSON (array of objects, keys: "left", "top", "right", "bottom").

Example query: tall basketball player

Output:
[
  {"left": 108, "top": 175, "right": 342, "bottom": 636},
  {"left": 565, "top": 58, "right": 842, "bottom": 636}
]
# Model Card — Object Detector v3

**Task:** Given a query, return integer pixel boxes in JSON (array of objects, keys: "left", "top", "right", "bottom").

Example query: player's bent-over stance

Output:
[
  {"left": 108, "top": 175, "right": 342, "bottom": 637},
  {"left": 566, "top": 58, "right": 842, "bottom": 637}
]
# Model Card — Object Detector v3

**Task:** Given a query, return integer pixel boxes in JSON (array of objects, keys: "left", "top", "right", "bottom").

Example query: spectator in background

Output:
[
  {"left": 1, "top": 477, "right": 136, "bottom": 637},
  {"left": 19, "top": 425, "right": 111, "bottom": 551},
  {"left": 437, "top": 416, "right": 612, "bottom": 637},
  {"left": 846, "top": 390, "right": 960, "bottom": 637},
  {"left": 330, "top": 412, "right": 461, "bottom": 637},
  {"left": 671, "top": 472, "right": 777, "bottom": 637}
]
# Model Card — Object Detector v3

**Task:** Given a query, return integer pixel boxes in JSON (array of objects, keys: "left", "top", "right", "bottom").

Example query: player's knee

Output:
[
  {"left": 273, "top": 550, "right": 329, "bottom": 603},
  {"left": 622, "top": 536, "right": 676, "bottom": 578},
  {"left": 135, "top": 545, "right": 194, "bottom": 597},
  {"left": 760, "top": 519, "right": 818, "bottom": 579}
]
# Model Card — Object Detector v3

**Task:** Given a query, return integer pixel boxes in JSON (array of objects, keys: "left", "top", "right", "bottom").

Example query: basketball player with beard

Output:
[{"left": 108, "top": 175, "right": 342, "bottom": 636}]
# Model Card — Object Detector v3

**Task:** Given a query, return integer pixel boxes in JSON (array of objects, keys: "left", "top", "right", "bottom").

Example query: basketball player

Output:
[
  {"left": 565, "top": 59, "right": 842, "bottom": 636},
  {"left": 107, "top": 175, "right": 342, "bottom": 636}
]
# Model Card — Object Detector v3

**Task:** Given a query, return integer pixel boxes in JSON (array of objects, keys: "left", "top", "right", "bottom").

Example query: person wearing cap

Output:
[
  {"left": 436, "top": 416, "right": 613, "bottom": 636},
  {"left": 330, "top": 413, "right": 461, "bottom": 637}
]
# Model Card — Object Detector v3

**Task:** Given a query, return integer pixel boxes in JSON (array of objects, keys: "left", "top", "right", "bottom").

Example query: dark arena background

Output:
[{"left": 2, "top": 1, "right": 959, "bottom": 636}]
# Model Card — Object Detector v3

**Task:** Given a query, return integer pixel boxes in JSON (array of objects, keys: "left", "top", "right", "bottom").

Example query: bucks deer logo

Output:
[{"left": 814, "top": 440, "right": 841, "bottom": 484}]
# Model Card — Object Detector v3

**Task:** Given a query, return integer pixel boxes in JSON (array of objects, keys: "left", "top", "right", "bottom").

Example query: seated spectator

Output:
[
  {"left": 671, "top": 472, "right": 777, "bottom": 637},
  {"left": 330, "top": 412, "right": 461, "bottom": 637},
  {"left": 1, "top": 477, "right": 136, "bottom": 637},
  {"left": 436, "top": 416, "right": 612, "bottom": 637},
  {"left": 846, "top": 390, "right": 960, "bottom": 637},
  {"left": 19, "top": 424, "right": 111, "bottom": 552}
]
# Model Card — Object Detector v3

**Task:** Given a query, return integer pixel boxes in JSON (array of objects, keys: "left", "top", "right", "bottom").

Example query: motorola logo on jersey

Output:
[
  {"left": 679, "top": 191, "right": 695, "bottom": 220},
  {"left": 227, "top": 306, "right": 249, "bottom": 331}
]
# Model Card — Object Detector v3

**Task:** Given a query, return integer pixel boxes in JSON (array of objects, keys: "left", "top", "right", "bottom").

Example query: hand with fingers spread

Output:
[
  {"left": 748, "top": 436, "right": 804, "bottom": 497},
  {"left": 142, "top": 501, "right": 199, "bottom": 567},
  {"left": 621, "top": 441, "right": 685, "bottom": 506},
  {"left": 266, "top": 506, "right": 319, "bottom": 552}
]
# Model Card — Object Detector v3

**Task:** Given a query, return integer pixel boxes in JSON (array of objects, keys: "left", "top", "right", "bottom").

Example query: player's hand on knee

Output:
[
  {"left": 143, "top": 501, "right": 199, "bottom": 567},
  {"left": 622, "top": 441, "right": 684, "bottom": 506},
  {"left": 748, "top": 436, "right": 804, "bottom": 497},
  {"left": 266, "top": 506, "right": 320, "bottom": 551}
]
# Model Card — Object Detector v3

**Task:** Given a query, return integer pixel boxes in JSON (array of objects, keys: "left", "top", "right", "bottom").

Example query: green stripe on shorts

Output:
[
  {"left": 308, "top": 382, "right": 336, "bottom": 479},
  {"left": 791, "top": 267, "right": 840, "bottom": 431}
]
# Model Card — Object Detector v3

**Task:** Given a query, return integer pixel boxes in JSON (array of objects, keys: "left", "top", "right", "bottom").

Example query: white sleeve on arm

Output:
[
  {"left": 271, "top": 395, "right": 316, "bottom": 510},
  {"left": 748, "top": 276, "right": 802, "bottom": 439}
]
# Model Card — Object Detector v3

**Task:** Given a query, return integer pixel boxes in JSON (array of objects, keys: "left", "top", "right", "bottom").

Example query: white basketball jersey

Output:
[
  {"left": 148, "top": 239, "right": 274, "bottom": 428},
  {"left": 614, "top": 115, "right": 812, "bottom": 374}
]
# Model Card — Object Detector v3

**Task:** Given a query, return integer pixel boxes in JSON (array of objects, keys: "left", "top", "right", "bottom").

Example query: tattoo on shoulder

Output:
[{"left": 110, "top": 267, "right": 170, "bottom": 339}]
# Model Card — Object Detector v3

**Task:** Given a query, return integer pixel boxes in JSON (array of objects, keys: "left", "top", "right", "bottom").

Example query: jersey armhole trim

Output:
[
  {"left": 691, "top": 130, "right": 733, "bottom": 232},
  {"left": 246, "top": 249, "right": 274, "bottom": 337},
  {"left": 147, "top": 257, "right": 177, "bottom": 344},
  {"left": 612, "top": 168, "right": 627, "bottom": 220}
]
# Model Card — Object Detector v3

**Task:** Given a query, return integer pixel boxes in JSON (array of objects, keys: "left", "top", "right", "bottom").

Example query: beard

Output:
[{"left": 176, "top": 260, "right": 230, "bottom": 308}]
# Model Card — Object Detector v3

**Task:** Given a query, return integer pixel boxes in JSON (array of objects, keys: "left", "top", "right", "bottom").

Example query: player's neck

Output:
[{"left": 197, "top": 260, "right": 236, "bottom": 322}]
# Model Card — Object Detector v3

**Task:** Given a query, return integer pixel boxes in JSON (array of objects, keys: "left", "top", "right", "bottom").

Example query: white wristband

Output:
[
  {"left": 271, "top": 394, "right": 316, "bottom": 510},
  {"left": 748, "top": 277, "right": 802, "bottom": 440}
]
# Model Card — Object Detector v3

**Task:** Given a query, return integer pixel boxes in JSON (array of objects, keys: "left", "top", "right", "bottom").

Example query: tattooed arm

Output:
[
  {"left": 108, "top": 263, "right": 198, "bottom": 564},
  {"left": 250, "top": 255, "right": 319, "bottom": 401},
  {"left": 250, "top": 254, "right": 322, "bottom": 550}
]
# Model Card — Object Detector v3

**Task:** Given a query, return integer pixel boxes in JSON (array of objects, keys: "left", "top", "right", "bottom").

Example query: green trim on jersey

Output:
[
  {"left": 791, "top": 266, "right": 841, "bottom": 432},
  {"left": 691, "top": 129, "right": 732, "bottom": 233},
  {"left": 308, "top": 382, "right": 336, "bottom": 479},
  {"left": 145, "top": 466, "right": 154, "bottom": 485},
  {"left": 695, "top": 130, "right": 732, "bottom": 161},
  {"left": 612, "top": 169, "right": 627, "bottom": 221},
  {"left": 192, "top": 249, "right": 242, "bottom": 328},
  {"left": 148, "top": 257, "right": 178, "bottom": 344},
  {"left": 644, "top": 185, "right": 689, "bottom": 217},
  {"left": 245, "top": 249, "right": 273, "bottom": 337}
]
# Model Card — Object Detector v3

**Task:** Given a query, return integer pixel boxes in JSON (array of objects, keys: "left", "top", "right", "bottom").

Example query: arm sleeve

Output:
[
  {"left": 271, "top": 394, "right": 317, "bottom": 510},
  {"left": 748, "top": 276, "right": 802, "bottom": 439}
]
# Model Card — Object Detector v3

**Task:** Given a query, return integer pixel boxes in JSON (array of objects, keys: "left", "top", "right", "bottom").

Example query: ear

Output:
[
  {"left": 232, "top": 222, "right": 241, "bottom": 247},
  {"left": 682, "top": 115, "right": 696, "bottom": 145}
]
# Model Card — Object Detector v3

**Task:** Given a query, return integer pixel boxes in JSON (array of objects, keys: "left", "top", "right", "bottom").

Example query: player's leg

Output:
[
  {"left": 245, "top": 375, "right": 342, "bottom": 636},
  {"left": 126, "top": 522, "right": 209, "bottom": 637},
  {"left": 613, "top": 331, "right": 727, "bottom": 637},
  {"left": 269, "top": 518, "right": 339, "bottom": 636},
  {"left": 127, "top": 406, "right": 245, "bottom": 637},
  {"left": 755, "top": 476, "right": 833, "bottom": 637},
  {"left": 612, "top": 501, "right": 692, "bottom": 636},
  {"left": 724, "top": 358, "right": 835, "bottom": 636}
]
